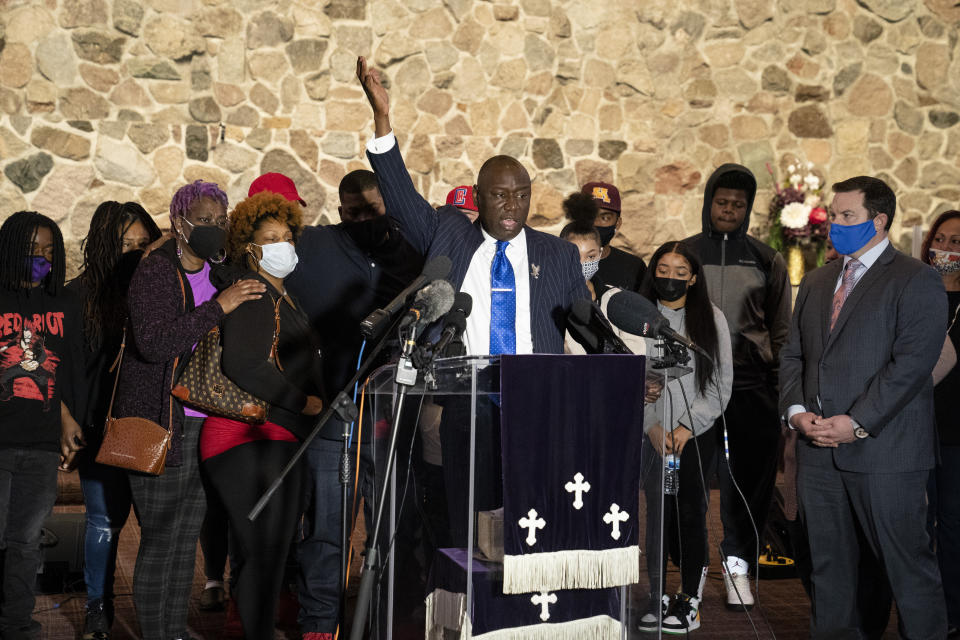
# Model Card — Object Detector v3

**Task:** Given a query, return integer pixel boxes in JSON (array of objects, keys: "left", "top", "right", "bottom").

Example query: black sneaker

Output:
[
  {"left": 637, "top": 594, "right": 670, "bottom": 632},
  {"left": 661, "top": 593, "right": 701, "bottom": 634},
  {"left": 82, "top": 599, "right": 110, "bottom": 640}
]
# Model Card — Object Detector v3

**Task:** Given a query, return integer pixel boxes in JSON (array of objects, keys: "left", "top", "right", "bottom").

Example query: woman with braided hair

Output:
[{"left": 67, "top": 201, "right": 162, "bottom": 640}]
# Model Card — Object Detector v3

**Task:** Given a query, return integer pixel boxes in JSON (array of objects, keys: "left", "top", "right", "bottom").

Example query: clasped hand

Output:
[{"left": 790, "top": 411, "right": 856, "bottom": 447}]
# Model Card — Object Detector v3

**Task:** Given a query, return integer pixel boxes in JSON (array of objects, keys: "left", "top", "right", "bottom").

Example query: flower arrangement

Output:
[{"left": 766, "top": 160, "right": 829, "bottom": 265}]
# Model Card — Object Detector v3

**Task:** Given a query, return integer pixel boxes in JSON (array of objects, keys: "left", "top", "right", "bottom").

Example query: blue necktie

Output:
[{"left": 489, "top": 240, "right": 516, "bottom": 355}]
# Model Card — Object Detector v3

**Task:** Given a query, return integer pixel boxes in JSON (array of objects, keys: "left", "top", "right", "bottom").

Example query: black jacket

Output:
[{"left": 683, "top": 164, "right": 791, "bottom": 391}]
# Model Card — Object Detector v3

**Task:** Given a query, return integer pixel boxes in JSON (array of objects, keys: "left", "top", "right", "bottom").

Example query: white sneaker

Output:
[
  {"left": 723, "top": 556, "right": 755, "bottom": 611},
  {"left": 637, "top": 594, "right": 670, "bottom": 632},
  {"left": 661, "top": 593, "right": 701, "bottom": 633}
]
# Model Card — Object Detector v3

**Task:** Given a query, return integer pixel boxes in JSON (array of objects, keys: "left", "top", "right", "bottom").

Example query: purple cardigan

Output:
[{"left": 113, "top": 240, "right": 223, "bottom": 466}]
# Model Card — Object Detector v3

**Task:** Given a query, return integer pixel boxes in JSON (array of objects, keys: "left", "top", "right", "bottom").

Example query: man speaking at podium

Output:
[{"left": 357, "top": 57, "right": 590, "bottom": 545}]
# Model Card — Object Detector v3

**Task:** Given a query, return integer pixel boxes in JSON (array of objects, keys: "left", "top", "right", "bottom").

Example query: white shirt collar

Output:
[
  {"left": 479, "top": 225, "right": 527, "bottom": 251},
  {"left": 843, "top": 237, "right": 889, "bottom": 271}
]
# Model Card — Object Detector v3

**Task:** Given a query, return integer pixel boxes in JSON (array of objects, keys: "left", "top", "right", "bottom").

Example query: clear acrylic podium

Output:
[{"left": 361, "top": 354, "right": 690, "bottom": 638}]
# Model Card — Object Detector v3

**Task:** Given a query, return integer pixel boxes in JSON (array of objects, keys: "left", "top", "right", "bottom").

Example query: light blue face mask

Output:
[{"left": 829, "top": 219, "right": 877, "bottom": 256}]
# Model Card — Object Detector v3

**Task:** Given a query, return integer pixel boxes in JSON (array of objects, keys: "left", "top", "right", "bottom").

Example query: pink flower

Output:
[{"left": 809, "top": 207, "right": 827, "bottom": 224}]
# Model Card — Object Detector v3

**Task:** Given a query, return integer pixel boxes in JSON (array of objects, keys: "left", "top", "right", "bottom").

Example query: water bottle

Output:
[{"left": 664, "top": 453, "right": 680, "bottom": 496}]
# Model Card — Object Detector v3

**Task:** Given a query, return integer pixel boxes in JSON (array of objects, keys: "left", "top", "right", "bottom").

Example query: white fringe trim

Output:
[
  {"left": 425, "top": 589, "right": 466, "bottom": 638},
  {"left": 467, "top": 614, "right": 622, "bottom": 640},
  {"left": 502, "top": 546, "right": 639, "bottom": 594}
]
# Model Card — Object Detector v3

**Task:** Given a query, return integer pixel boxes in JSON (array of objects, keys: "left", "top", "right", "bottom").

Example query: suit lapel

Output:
[
  {"left": 526, "top": 229, "right": 545, "bottom": 350},
  {"left": 824, "top": 244, "right": 896, "bottom": 351},
  {"left": 445, "top": 221, "right": 484, "bottom": 290},
  {"left": 819, "top": 259, "right": 843, "bottom": 346}
]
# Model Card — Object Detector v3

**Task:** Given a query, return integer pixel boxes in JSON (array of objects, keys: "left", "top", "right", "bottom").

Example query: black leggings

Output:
[
  {"left": 203, "top": 440, "right": 305, "bottom": 640},
  {"left": 643, "top": 427, "right": 718, "bottom": 598}
]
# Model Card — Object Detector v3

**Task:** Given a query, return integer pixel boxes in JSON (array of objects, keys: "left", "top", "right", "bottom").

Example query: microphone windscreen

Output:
[
  {"left": 606, "top": 289, "right": 662, "bottom": 337},
  {"left": 422, "top": 255, "right": 452, "bottom": 282},
  {"left": 415, "top": 279, "right": 456, "bottom": 324},
  {"left": 570, "top": 299, "right": 594, "bottom": 326},
  {"left": 453, "top": 292, "right": 473, "bottom": 318}
]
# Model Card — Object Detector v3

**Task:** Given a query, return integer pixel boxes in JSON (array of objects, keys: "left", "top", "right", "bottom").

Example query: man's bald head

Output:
[{"left": 474, "top": 155, "right": 532, "bottom": 241}]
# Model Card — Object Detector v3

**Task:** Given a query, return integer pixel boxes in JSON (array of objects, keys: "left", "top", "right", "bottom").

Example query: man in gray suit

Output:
[{"left": 780, "top": 175, "right": 948, "bottom": 639}]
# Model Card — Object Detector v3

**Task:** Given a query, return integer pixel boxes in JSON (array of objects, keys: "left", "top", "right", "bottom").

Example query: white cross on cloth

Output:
[
  {"left": 564, "top": 472, "right": 591, "bottom": 510},
  {"left": 530, "top": 591, "right": 558, "bottom": 621},
  {"left": 518, "top": 508, "right": 545, "bottom": 546},
  {"left": 603, "top": 503, "right": 629, "bottom": 540}
]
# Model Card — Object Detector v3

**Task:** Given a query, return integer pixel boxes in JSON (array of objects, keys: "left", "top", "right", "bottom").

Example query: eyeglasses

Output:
[{"left": 183, "top": 216, "right": 228, "bottom": 229}]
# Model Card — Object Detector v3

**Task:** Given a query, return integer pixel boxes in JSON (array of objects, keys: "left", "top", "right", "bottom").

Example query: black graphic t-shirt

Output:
[{"left": 0, "top": 286, "right": 85, "bottom": 452}]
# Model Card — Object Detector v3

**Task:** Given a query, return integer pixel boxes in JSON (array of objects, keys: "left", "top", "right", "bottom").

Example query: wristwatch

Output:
[{"left": 851, "top": 417, "right": 869, "bottom": 439}]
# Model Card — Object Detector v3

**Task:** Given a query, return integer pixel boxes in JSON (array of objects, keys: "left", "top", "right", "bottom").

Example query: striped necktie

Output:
[{"left": 830, "top": 258, "right": 863, "bottom": 330}]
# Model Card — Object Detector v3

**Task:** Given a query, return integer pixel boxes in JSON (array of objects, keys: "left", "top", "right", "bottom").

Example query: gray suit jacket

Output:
[{"left": 779, "top": 243, "right": 946, "bottom": 472}]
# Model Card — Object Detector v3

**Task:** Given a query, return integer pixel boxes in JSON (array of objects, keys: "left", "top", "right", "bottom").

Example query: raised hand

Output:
[{"left": 356, "top": 56, "right": 392, "bottom": 137}]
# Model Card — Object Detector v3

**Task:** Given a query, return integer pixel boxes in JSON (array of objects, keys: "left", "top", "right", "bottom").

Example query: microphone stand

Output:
[{"left": 348, "top": 325, "right": 421, "bottom": 640}]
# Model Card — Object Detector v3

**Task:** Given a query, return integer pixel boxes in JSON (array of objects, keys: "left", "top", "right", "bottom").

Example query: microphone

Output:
[
  {"left": 431, "top": 292, "right": 472, "bottom": 357},
  {"left": 398, "top": 280, "right": 456, "bottom": 330},
  {"left": 360, "top": 255, "right": 452, "bottom": 338},
  {"left": 606, "top": 289, "right": 711, "bottom": 358},
  {"left": 567, "top": 299, "right": 633, "bottom": 354}
]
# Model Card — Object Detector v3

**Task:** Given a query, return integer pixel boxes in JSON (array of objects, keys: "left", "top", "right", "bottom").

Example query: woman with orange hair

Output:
[{"left": 199, "top": 191, "right": 324, "bottom": 639}]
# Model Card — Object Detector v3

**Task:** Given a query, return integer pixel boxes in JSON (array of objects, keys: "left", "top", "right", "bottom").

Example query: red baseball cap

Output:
[
  {"left": 581, "top": 181, "right": 621, "bottom": 214},
  {"left": 248, "top": 173, "right": 306, "bottom": 206},
  {"left": 445, "top": 185, "right": 478, "bottom": 212}
]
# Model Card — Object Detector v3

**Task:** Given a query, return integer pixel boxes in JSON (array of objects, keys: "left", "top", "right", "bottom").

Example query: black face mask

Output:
[
  {"left": 183, "top": 223, "right": 227, "bottom": 262},
  {"left": 653, "top": 277, "right": 688, "bottom": 302},
  {"left": 595, "top": 224, "right": 616, "bottom": 247},
  {"left": 115, "top": 249, "right": 144, "bottom": 292},
  {"left": 341, "top": 215, "right": 392, "bottom": 253}
]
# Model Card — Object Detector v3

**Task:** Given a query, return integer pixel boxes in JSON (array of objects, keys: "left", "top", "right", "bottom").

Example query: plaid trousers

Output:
[{"left": 128, "top": 416, "right": 206, "bottom": 640}]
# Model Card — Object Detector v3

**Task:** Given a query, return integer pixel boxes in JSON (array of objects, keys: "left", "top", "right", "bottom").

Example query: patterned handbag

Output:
[
  {"left": 171, "top": 295, "right": 282, "bottom": 424},
  {"left": 95, "top": 330, "right": 172, "bottom": 475}
]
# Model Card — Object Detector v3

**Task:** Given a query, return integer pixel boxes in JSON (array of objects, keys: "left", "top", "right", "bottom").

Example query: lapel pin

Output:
[{"left": 530, "top": 263, "right": 541, "bottom": 279}]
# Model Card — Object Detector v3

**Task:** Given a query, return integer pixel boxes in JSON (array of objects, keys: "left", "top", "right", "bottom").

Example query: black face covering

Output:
[
  {"left": 115, "top": 249, "right": 145, "bottom": 292},
  {"left": 595, "top": 224, "right": 616, "bottom": 247},
  {"left": 653, "top": 277, "right": 688, "bottom": 302},
  {"left": 341, "top": 215, "right": 392, "bottom": 253},
  {"left": 184, "top": 224, "right": 227, "bottom": 261}
]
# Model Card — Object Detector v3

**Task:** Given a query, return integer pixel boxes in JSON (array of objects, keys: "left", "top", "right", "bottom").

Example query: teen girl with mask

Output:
[
  {"left": 921, "top": 209, "right": 960, "bottom": 635},
  {"left": 200, "top": 192, "right": 324, "bottom": 639},
  {"left": 114, "top": 181, "right": 264, "bottom": 640},
  {"left": 637, "top": 241, "right": 732, "bottom": 633},
  {"left": 559, "top": 192, "right": 604, "bottom": 301}
]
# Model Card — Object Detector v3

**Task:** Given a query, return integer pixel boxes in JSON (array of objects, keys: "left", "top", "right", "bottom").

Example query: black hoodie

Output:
[{"left": 683, "top": 164, "right": 791, "bottom": 391}]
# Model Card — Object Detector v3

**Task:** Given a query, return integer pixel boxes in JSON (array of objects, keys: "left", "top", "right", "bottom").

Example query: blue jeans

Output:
[
  {"left": 297, "top": 434, "right": 375, "bottom": 635},
  {"left": 930, "top": 444, "right": 960, "bottom": 627},
  {"left": 0, "top": 448, "right": 60, "bottom": 638},
  {"left": 78, "top": 458, "right": 131, "bottom": 606}
]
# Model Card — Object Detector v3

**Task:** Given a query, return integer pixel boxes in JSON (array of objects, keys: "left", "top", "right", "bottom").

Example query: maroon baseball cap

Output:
[
  {"left": 581, "top": 181, "right": 621, "bottom": 214},
  {"left": 248, "top": 173, "right": 306, "bottom": 206},
  {"left": 445, "top": 185, "right": 478, "bottom": 212}
]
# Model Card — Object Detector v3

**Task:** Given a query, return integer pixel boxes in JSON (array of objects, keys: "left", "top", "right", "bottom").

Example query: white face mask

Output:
[{"left": 254, "top": 241, "right": 298, "bottom": 278}]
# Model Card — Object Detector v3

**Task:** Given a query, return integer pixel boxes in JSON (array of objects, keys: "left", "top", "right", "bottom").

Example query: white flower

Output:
[
  {"left": 787, "top": 164, "right": 796, "bottom": 174},
  {"left": 804, "top": 173, "right": 820, "bottom": 190},
  {"left": 780, "top": 202, "right": 811, "bottom": 229},
  {"left": 806, "top": 161, "right": 815, "bottom": 169},
  {"left": 804, "top": 193, "right": 821, "bottom": 207},
  {"left": 789, "top": 173, "right": 803, "bottom": 186}
]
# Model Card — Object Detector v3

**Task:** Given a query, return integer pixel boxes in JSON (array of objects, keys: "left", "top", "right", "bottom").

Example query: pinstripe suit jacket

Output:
[
  {"left": 779, "top": 243, "right": 947, "bottom": 472},
  {"left": 368, "top": 144, "right": 590, "bottom": 354}
]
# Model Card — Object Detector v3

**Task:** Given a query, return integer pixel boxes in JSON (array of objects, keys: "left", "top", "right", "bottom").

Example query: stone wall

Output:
[{"left": 1, "top": 0, "right": 959, "bottom": 274}]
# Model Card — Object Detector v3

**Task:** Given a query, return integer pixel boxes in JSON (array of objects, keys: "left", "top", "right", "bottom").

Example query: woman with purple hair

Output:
[{"left": 113, "top": 181, "right": 265, "bottom": 640}]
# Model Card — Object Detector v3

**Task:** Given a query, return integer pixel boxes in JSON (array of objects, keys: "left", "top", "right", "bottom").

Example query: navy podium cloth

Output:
[
  {"left": 426, "top": 548, "right": 621, "bottom": 639},
  {"left": 500, "top": 354, "right": 646, "bottom": 593}
]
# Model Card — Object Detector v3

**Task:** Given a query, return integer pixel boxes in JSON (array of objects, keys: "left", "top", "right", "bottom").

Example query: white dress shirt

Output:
[
  {"left": 366, "top": 130, "right": 534, "bottom": 356},
  {"left": 787, "top": 237, "right": 890, "bottom": 423}
]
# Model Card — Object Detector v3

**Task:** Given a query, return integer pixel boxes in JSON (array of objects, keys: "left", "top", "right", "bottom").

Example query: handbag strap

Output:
[
  {"left": 270, "top": 294, "right": 284, "bottom": 372},
  {"left": 104, "top": 329, "right": 127, "bottom": 422}
]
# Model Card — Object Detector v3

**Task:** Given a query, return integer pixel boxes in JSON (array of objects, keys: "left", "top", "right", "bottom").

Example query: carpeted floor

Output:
[{"left": 32, "top": 487, "right": 900, "bottom": 639}]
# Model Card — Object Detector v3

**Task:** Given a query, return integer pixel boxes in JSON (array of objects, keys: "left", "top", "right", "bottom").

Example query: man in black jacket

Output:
[{"left": 683, "top": 164, "right": 791, "bottom": 611}]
